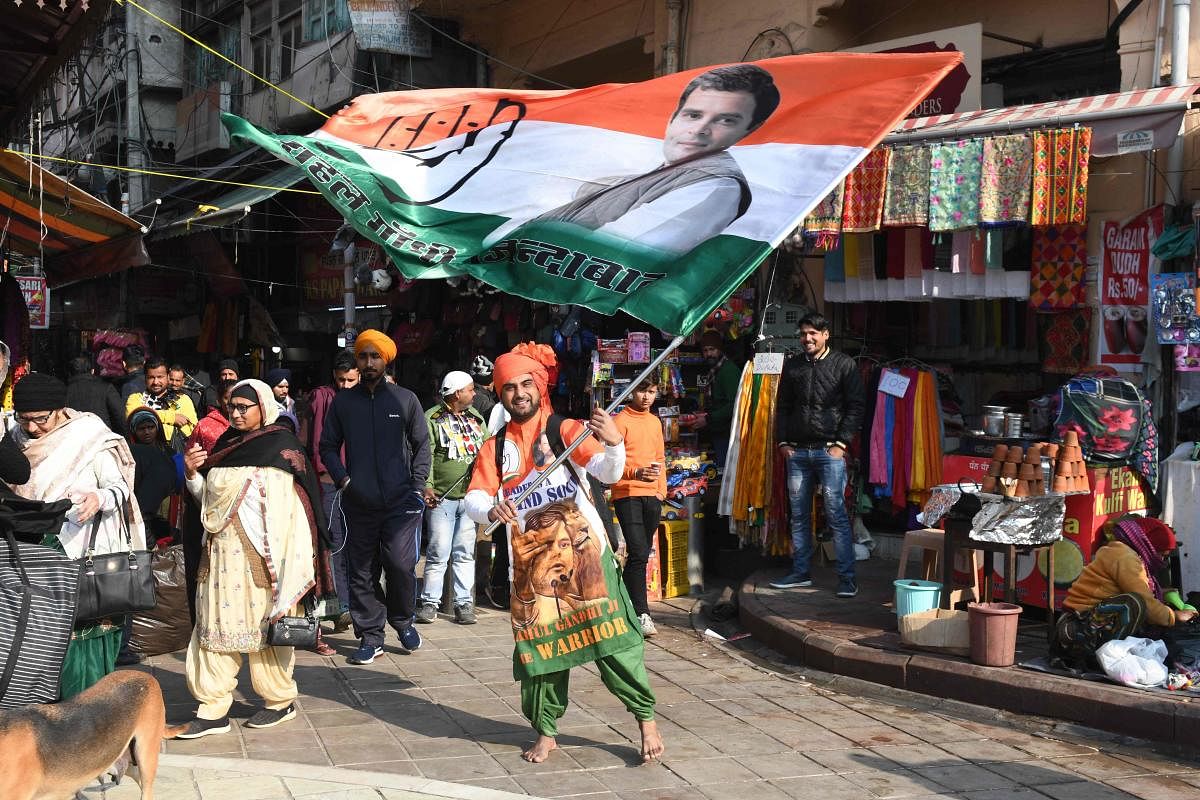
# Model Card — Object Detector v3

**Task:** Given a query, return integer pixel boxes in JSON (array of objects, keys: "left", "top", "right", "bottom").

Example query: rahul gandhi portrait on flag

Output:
[{"left": 487, "top": 64, "right": 781, "bottom": 256}]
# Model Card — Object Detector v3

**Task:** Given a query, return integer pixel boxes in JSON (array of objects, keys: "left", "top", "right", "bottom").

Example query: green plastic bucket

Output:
[{"left": 894, "top": 579, "right": 942, "bottom": 617}]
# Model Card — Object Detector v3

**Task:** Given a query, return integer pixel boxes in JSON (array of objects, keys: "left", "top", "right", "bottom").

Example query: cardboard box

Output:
[{"left": 898, "top": 608, "right": 970, "bottom": 656}]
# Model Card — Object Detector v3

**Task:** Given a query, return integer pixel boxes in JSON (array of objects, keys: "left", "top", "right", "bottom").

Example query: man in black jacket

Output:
[
  {"left": 771, "top": 312, "right": 865, "bottom": 598},
  {"left": 320, "top": 329, "right": 431, "bottom": 665},
  {"left": 65, "top": 356, "right": 126, "bottom": 434}
]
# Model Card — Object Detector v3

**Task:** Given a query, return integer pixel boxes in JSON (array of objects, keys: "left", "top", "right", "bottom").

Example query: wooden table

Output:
[{"left": 942, "top": 516, "right": 1057, "bottom": 640}]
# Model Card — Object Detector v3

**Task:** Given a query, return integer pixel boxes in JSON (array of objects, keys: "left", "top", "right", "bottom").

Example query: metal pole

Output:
[
  {"left": 1166, "top": 0, "right": 1191, "bottom": 205},
  {"left": 481, "top": 335, "right": 685, "bottom": 536},
  {"left": 124, "top": 2, "right": 145, "bottom": 213}
]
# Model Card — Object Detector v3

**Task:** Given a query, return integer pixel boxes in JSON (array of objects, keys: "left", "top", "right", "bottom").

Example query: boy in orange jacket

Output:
[{"left": 612, "top": 376, "right": 667, "bottom": 636}]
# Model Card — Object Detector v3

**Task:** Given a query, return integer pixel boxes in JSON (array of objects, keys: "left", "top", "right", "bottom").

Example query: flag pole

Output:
[{"left": 481, "top": 334, "right": 686, "bottom": 536}]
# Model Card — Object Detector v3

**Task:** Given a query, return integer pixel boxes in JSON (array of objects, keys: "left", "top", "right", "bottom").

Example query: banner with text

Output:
[
  {"left": 17, "top": 275, "right": 48, "bottom": 329},
  {"left": 224, "top": 52, "right": 959, "bottom": 334},
  {"left": 1099, "top": 205, "right": 1162, "bottom": 371}
]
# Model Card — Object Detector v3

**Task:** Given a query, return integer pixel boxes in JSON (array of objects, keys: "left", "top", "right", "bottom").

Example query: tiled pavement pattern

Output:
[{"left": 113, "top": 591, "right": 1200, "bottom": 800}]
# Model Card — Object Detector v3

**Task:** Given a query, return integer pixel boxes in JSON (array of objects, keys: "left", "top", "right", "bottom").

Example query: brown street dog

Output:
[{"left": 0, "top": 670, "right": 184, "bottom": 800}]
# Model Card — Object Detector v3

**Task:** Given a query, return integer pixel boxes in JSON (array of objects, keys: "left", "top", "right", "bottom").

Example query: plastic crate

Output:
[{"left": 658, "top": 521, "right": 690, "bottom": 598}]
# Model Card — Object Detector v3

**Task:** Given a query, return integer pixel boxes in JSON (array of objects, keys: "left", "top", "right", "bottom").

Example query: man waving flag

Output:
[{"left": 224, "top": 52, "right": 960, "bottom": 334}]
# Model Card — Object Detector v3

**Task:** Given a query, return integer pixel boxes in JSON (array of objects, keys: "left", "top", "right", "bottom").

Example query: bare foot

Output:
[
  {"left": 640, "top": 719, "right": 664, "bottom": 763},
  {"left": 522, "top": 734, "right": 557, "bottom": 763}
]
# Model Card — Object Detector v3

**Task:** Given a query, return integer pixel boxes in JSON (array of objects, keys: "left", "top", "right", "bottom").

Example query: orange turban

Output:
[
  {"left": 354, "top": 329, "right": 397, "bottom": 363},
  {"left": 493, "top": 342, "right": 559, "bottom": 400}
]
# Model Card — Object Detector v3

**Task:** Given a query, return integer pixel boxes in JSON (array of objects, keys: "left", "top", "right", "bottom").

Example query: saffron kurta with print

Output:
[{"left": 465, "top": 417, "right": 640, "bottom": 679}]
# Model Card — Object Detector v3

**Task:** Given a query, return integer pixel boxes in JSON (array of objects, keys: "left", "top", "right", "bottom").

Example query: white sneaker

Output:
[{"left": 639, "top": 613, "right": 657, "bottom": 637}]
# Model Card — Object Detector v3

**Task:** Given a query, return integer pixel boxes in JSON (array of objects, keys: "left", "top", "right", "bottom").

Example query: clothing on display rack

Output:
[
  {"left": 979, "top": 134, "right": 1034, "bottom": 227},
  {"left": 928, "top": 139, "right": 984, "bottom": 233},
  {"left": 1031, "top": 127, "right": 1091, "bottom": 226},
  {"left": 842, "top": 148, "right": 892, "bottom": 233},
  {"left": 1028, "top": 224, "right": 1088, "bottom": 310},
  {"left": 863, "top": 366, "right": 945, "bottom": 510},
  {"left": 882, "top": 144, "right": 930, "bottom": 227}
]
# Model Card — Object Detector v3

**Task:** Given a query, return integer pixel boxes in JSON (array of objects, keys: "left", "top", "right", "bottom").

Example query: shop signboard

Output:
[
  {"left": 1098, "top": 205, "right": 1162, "bottom": 372},
  {"left": 1001, "top": 466, "right": 1148, "bottom": 609},
  {"left": 301, "top": 242, "right": 386, "bottom": 306},
  {"left": 847, "top": 23, "right": 982, "bottom": 117},
  {"left": 17, "top": 275, "right": 49, "bottom": 329},
  {"left": 347, "top": 0, "right": 431, "bottom": 56}
]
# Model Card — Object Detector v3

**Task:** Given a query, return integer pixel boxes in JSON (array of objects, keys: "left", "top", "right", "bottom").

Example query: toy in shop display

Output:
[
  {"left": 667, "top": 476, "right": 708, "bottom": 504},
  {"left": 1150, "top": 273, "right": 1200, "bottom": 345}
]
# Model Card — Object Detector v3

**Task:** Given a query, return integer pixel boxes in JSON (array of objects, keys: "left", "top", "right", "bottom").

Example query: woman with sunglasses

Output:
[{"left": 175, "top": 379, "right": 334, "bottom": 738}]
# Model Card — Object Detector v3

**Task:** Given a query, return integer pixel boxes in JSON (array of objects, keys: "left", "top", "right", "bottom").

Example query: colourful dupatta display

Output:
[{"left": 1031, "top": 127, "right": 1091, "bottom": 226}]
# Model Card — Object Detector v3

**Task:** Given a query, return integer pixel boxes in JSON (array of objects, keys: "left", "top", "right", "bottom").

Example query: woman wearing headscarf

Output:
[
  {"left": 174, "top": 379, "right": 334, "bottom": 738},
  {"left": 1052, "top": 516, "right": 1195, "bottom": 669},
  {"left": 126, "top": 406, "right": 183, "bottom": 545},
  {"left": 8, "top": 372, "right": 146, "bottom": 697}
]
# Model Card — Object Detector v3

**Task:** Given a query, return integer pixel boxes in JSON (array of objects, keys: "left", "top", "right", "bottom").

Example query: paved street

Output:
[{"left": 95, "top": 593, "right": 1200, "bottom": 799}]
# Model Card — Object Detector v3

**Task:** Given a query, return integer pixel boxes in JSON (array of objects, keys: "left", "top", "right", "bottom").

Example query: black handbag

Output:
[
  {"left": 73, "top": 491, "right": 156, "bottom": 623},
  {"left": 266, "top": 597, "right": 317, "bottom": 647}
]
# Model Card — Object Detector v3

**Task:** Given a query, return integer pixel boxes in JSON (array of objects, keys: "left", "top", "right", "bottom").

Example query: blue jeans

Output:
[
  {"left": 787, "top": 448, "right": 855, "bottom": 581},
  {"left": 419, "top": 497, "right": 476, "bottom": 607}
]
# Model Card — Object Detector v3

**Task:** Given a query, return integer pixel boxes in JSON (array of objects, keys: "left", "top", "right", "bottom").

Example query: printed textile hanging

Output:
[
  {"left": 928, "top": 139, "right": 984, "bottom": 232},
  {"left": 1028, "top": 224, "right": 1087, "bottom": 310},
  {"left": 883, "top": 144, "right": 930, "bottom": 226},
  {"left": 841, "top": 147, "right": 892, "bottom": 232},
  {"left": 979, "top": 134, "right": 1033, "bottom": 227},
  {"left": 803, "top": 181, "right": 845, "bottom": 249},
  {"left": 1040, "top": 308, "right": 1093, "bottom": 374},
  {"left": 1031, "top": 127, "right": 1091, "bottom": 226}
]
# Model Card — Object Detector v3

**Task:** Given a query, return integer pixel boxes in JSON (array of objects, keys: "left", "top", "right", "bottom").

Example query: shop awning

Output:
[
  {"left": 885, "top": 84, "right": 1200, "bottom": 155},
  {"left": 151, "top": 165, "right": 310, "bottom": 239},
  {"left": 0, "top": 149, "right": 149, "bottom": 287}
]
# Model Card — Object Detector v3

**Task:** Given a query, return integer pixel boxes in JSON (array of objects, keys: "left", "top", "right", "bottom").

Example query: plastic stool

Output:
[{"left": 898, "top": 528, "right": 982, "bottom": 607}]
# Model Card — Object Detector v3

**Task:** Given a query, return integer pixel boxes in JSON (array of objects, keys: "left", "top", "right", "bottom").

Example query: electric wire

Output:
[
  {"left": 114, "top": 0, "right": 330, "bottom": 118},
  {"left": 2, "top": 150, "right": 321, "bottom": 195}
]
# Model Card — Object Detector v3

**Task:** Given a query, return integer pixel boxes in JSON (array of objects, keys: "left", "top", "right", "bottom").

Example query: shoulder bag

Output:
[{"left": 74, "top": 489, "right": 157, "bottom": 623}]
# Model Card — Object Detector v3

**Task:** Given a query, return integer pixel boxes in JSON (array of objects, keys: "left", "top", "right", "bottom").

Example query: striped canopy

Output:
[{"left": 0, "top": 150, "right": 148, "bottom": 286}]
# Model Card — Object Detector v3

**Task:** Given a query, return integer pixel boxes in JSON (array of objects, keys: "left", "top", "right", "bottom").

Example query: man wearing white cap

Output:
[{"left": 418, "top": 371, "right": 489, "bottom": 624}]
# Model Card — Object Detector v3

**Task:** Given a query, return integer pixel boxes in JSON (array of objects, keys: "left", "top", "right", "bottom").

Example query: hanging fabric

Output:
[
  {"left": 1028, "top": 224, "right": 1088, "bottom": 310},
  {"left": 841, "top": 147, "right": 892, "bottom": 232},
  {"left": 929, "top": 139, "right": 984, "bottom": 232},
  {"left": 883, "top": 144, "right": 930, "bottom": 227},
  {"left": 803, "top": 181, "right": 845, "bottom": 248},
  {"left": 1031, "top": 127, "right": 1091, "bottom": 226},
  {"left": 1040, "top": 308, "right": 1093, "bottom": 373},
  {"left": 979, "top": 133, "right": 1034, "bottom": 227}
]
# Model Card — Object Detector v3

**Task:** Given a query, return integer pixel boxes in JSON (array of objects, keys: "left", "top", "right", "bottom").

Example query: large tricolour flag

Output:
[{"left": 225, "top": 52, "right": 960, "bottom": 334}]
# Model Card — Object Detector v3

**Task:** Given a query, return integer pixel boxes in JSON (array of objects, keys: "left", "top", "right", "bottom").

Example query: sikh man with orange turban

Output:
[
  {"left": 465, "top": 343, "right": 663, "bottom": 765},
  {"left": 320, "top": 329, "right": 431, "bottom": 665}
]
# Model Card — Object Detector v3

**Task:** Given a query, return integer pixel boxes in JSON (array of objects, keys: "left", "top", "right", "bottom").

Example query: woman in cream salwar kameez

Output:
[{"left": 175, "top": 379, "right": 333, "bottom": 738}]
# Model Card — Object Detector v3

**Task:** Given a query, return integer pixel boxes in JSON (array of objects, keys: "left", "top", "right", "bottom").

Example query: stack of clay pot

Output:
[
  {"left": 1052, "top": 431, "right": 1089, "bottom": 494},
  {"left": 980, "top": 444, "right": 1046, "bottom": 498}
]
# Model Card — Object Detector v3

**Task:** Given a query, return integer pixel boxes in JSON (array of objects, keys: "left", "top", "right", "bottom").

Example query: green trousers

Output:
[
  {"left": 60, "top": 622, "right": 122, "bottom": 700},
  {"left": 40, "top": 534, "right": 122, "bottom": 700},
  {"left": 520, "top": 641, "right": 656, "bottom": 737}
]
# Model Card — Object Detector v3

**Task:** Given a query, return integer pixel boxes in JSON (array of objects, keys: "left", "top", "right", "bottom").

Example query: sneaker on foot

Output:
[
  {"left": 245, "top": 704, "right": 297, "bottom": 729},
  {"left": 639, "top": 613, "right": 658, "bottom": 637},
  {"left": 454, "top": 602, "right": 477, "bottom": 625},
  {"left": 769, "top": 572, "right": 813, "bottom": 589},
  {"left": 398, "top": 625, "right": 422, "bottom": 653},
  {"left": 347, "top": 643, "right": 383, "bottom": 665},
  {"left": 836, "top": 579, "right": 858, "bottom": 598},
  {"left": 173, "top": 716, "right": 230, "bottom": 739},
  {"left": 332, "top": 611, "right": 352, "bottom": 633},
  {"left": 415, "top": 602, "right": 438, "bottom": 624}
]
